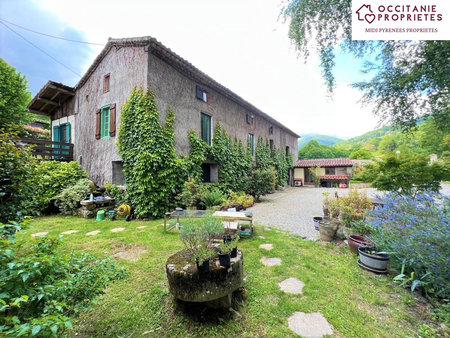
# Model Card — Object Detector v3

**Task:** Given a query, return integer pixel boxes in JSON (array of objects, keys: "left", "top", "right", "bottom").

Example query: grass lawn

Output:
[{"left": 19, "top": 216, "right": 438, "bottom": 337}]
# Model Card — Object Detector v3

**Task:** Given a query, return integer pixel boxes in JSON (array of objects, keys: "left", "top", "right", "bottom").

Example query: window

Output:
[
  {"left": 104, "top": 74, "right": 110, "bottom": 93},
  {"left": 101, "top": 106, "right": 110, "bottom": 138},
  {"left": 269, "top": 126, "right": 273, "bottom": 134},
  {"left": 196, "top": 85, "right": 208, "bottom": 102},
  {"left": 53, "top": 123, "right": 70, "bottom": 143},
  {"left": 325, "top": 167, "right": 336, "bottom": 175},
  {"left": 112, "top": 161, "right": 125, "bottom": 185},
  {"left": 269, "top": 139, "right": 274, "bottom": 152},
  {"left": 248, "top": 133, "right": 254, "bottom": 156},
  {"left": 286, "top": 146, "right": 290, "bottom": 156},
  {"left": 246, "top": 114, "right": 254, "bottom": 124},
  {"left": 201, "top": 113, "right": 211, "bottom": 145}
]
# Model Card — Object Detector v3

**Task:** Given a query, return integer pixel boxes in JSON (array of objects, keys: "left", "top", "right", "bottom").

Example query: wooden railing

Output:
[{"left": 19, "top": 138, "right": 74, "bottom": 161}]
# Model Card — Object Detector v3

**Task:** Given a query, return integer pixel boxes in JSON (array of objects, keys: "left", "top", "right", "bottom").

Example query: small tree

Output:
[
  {"left": 310, "top": 166, "right": 322, "bottom": 187},
  {"left": 364, "top": 153, "right": 450, "bottom": 195},
  {"left": 118, "top": 88, "right": 180, "bottom": 218},
  {"left": 0, "top": 59, "right": 31, "bottom": 133}
]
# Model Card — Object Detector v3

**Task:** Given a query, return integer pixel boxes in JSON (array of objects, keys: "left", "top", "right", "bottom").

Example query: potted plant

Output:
[
  {"left": 313, "top": 216, "right": 323, "bottom": 231},
  {"left": 322, "top": 192, "right": 330, "bottom": 218},
  {"left": 348, "top": 234, "right": 370, "bottom": 254},
  {"left": 178, "top": 215, "right": 224, "bottom": 273},
  {"left": 318, "top": 220, "right": 337, "bottom": 241},
  {"left": 218, "top": 249, "right": 231, "bottom": 267},
  {"left": 358, "top": 246, "right": 390, "bottom": 273}
]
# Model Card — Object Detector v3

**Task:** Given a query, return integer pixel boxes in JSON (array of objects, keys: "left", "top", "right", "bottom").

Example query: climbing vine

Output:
[
  {"left": 118, "top": 88, "right": 182, "bottom": 218},
  {"left": 255, "top": 137, "right": 272, "bottom": 170}
]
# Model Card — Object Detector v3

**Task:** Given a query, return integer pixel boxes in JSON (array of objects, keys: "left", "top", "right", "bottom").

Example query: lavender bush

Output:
[{"left": 367, "top": 192, "right": 450, "bottom": 298}]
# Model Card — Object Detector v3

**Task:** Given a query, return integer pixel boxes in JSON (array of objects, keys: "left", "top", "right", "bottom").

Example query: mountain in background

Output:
[
  {"left": 334, "top": 126, "right": 392, "bottom": 151},
  {"left": 298, "top": 134, "right": 343, "bottom": 150}
]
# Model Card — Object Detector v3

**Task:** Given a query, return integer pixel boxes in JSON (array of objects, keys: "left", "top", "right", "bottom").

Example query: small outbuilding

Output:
[{"left": 293, "top": 158, "right": 353, "bottom": 187}]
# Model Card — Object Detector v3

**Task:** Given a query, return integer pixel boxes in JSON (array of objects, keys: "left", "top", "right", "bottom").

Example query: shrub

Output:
[
  {"left": 54, "top": 179, "right": 93, "bottom": 215},
  {"left": 338, "top": 189, "right": 373, "bottom": 227},
  {"left": 367, "top": 192, "right": 450, "bottom": 298},
  {"left": 247, "top": 167, "right": 277, "bottom": 201},
  {"left": 33, "top": 161, "right": 88, "bottom": 212},
  {"left": 105, "top": 182, "right": 127, "bottom": 206},
  {"left": 176, "top": 178, "right": 208, "bottom": 209},
  {"left": 223, "top": 190, "right": 254, "bottom": 209},
  {"left": 203, "top": 188, "right": 226, "bottom": 208},
  {"left": 0, "top": 133, "right": 36, "bottom": 221},
  {"left": 0, "top": 221, "right": 127, "bottom": 336}
]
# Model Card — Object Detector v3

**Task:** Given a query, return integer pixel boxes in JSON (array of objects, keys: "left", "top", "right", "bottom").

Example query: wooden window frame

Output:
[
  {"left": 200, "top": 113, "right": 212, "bottom": 145},
  {"left": 100, "top": 105, "right": 110, "bottom": 139},
  {"left": 325, "top": 167, "right": 336, "bottom": 175},
  {"left": 248, "top": 133, "right": 254, "bottom": 156},
  {"left": 104, "top": 74, "right": 110, "bottom": 93}
]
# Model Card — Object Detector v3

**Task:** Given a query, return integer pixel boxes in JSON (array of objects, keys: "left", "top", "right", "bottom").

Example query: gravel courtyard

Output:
[{"left": 249, "top": 186, "right": 380, "bottom": 240}]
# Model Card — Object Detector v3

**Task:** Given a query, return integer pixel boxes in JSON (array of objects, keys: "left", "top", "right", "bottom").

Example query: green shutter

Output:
[
  {"left": 53, "top": 126, "right": 59, "bottom": 143},
  {"left": 201, "top": 113, "right": 211, "bottom": 145},
  {"left": 66, "top": 123, "right": 71, "bottom": 142},
  {"left": 100, "top": 106, "right": 110, "bottom": 138}
]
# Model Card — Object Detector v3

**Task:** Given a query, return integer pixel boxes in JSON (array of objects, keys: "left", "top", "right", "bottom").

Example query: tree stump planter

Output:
[
  {"left": 166, "top": 249, "right": 244, "bottom": 308},
  {"left": 318, "top": 221, "right": 337, "bottom": 242}
]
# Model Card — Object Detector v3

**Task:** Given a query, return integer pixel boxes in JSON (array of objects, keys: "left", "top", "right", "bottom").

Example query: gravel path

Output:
[
  {"left": 248, "top": 186, "right": 380, "bottom": 240},
  {"left": 249, "top": 183, "right": 450, "bottom": 240}
]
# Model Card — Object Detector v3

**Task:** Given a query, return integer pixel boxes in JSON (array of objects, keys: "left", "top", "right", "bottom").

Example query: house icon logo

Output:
[{"left": 356, "top": 4, "right": 376, "bottom": 24}]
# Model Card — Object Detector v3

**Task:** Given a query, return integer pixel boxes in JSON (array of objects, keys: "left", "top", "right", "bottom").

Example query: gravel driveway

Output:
[{"left": 248, "top": 186, "right": 380, "bottom": 240}]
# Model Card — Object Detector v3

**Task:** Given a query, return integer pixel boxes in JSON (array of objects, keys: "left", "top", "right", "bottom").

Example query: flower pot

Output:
[
  {"left": 219, "top": 252, "right": 231, "bottom": 267},
  {"left": 223, "top": 234, "right": 232, "bottom": 244},
  {"left": 348, "top": 235, "right": 370, "bottom": 254},
  {"left": 358, "top": 246, "right": 389, "bottom": 272},
  {"left": 230, "top": 247, "right": 238, "bottom": 258},
  {"left": 195, "top": 258, "right": 210, "bottom": 274},
  {"left": 313, "top": 217, "right": 323, "bottom": 231},
  {"left": 318, "top": 221, "right": 337, "bottom": 241}
]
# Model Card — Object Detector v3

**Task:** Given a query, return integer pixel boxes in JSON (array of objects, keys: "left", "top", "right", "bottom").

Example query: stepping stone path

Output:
[
  {"left": 61, "top": 230, "right": 78, "bottom": 235},
  {"left": 260, "top": 256, "right": 282, "bottom": 266},
  {"left": 86, "top": 230, "right": 100, "bottom": 236},
  {"left": 110, "top": 227, "right": 125, "bottom": 233},
  {"left": 258, "top": 236, "right": 265, "bottom": 239},
  {"left": 136, "top": 226, "right": 148, "bottom": 229},
  {"left": 278, "top": 277, "right": 304, "bottom": 294},
  {"left": 259, "top": 243, "right": 274, "bottom": 251},
  {"left": 31, "top": 232, "right": 48, "bottom": 237},
  {"left": 288, "top": 312, "right": 333, "bottom": 338}
]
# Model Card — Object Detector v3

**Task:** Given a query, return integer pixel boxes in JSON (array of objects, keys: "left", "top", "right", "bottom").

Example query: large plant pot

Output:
[
  {"left": 313, "top": 217, "right": 323, "bottom": 231},
  {"left": 348, "top": 235, "right": 370, "bottom": 254},
  {"left": 358, "top": 246, "right": 389, "bottom": 273},
  {"left": 318, "top": 221, "right": 337, "bottom": 241}
]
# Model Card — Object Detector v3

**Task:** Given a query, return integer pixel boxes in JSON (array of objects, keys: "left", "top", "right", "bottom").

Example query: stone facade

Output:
[{"left": 36, "top": 37, "right": 299, "bottom": 186}]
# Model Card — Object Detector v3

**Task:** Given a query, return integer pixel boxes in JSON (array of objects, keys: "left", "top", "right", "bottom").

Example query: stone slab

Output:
[
  {"left": 31, "top": 232, "right": 48, "bottom": 237},
  {"left": 111, "top": 227, "right": 125, "bottom": 233},
  {"left": 136, "top": 226, "right": 148, "bottom": 229},
  {"left": 259, "top": 243, "right": 274, "bottom": 250},
  {"left": 260, "top": 256, "right": 282, "bottom": 266},
  {"left": 279, "top": 277, "right": 304, "bottom": 294},
  {"left": 288, "top": 312, "right": 333, "bottom": 338},
  {"left": 61, "top": 230, "right": 78, "bottom": 235},
  {"left": 86, "top": 230, "right": 100, "bottom": 236}
]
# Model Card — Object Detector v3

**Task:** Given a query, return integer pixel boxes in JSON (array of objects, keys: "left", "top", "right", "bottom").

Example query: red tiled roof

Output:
[
  {"left": 320, "top": 175, "right": 349, "bottom": 180},
  {"left": 293, "top": 158, "right": 353, "bottom": 168}
]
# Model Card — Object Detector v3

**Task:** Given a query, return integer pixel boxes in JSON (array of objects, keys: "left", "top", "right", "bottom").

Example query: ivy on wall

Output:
[{"left": 118, "top": 88, "right": 182, "bottom": 218}]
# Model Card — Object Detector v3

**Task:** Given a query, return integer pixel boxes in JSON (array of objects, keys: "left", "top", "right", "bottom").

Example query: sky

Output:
[{"left": 0, "top": 0, "right": 380, "bottom": 139}]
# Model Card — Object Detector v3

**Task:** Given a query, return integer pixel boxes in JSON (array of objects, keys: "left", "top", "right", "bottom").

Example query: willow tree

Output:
[{"left": 283, "top": 1, "right": 450, "bottom": 132}]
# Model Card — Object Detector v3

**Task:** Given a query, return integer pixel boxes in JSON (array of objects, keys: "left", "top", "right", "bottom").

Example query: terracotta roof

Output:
[
  {"left": 293, "top": 158, "right": 353, "bottom": 168},
  {"left": 320, "top": 175, "right": 349, "bottom": 180},
  {"left": 75, "top": 36, "right": 299, "bottom": 138}
]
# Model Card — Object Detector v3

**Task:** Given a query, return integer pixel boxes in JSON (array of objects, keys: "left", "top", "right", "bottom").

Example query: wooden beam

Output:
[
  {"left": 48, "top": 85, "right": 75, "bottom": 96},
  {"left": 37, "top": 97, "right": 59, "bottom": 106},
  {"left": 28, "top": 109, "right": 50, "bottom": 116}
]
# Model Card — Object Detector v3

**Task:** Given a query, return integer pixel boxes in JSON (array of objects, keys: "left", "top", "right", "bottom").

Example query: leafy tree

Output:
[
  {"left": 349, "top": 148, "right": 373, "bottom": 159},
  {"left": 248, "top": 167, "right": 277, "bottom": 201},
  {"left": 283, "top": 2, "right": 450, "bottom": 131},
  {"left": 299, "top": 140, "right": 347, "bottom": 159},
  {"left": 118, "top": 88, "right": 180, "bottom": 218},
  {"left": 0, "top": 59, "right": 31, "bottom": 132},
  {"left": 363, "top": 153, "right": 450, "bottom": 195}
]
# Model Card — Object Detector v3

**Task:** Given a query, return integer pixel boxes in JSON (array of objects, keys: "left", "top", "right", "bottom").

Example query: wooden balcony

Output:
[{"left": 19, "top": 138, "right": 74, "bottom": 161}]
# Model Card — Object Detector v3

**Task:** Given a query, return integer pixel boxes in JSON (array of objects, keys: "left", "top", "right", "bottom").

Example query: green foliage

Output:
[
  {"left": 349, "top": 148, "right": 373, "bottom": 159},
  {"left": 33, "top": 161, "right": 88, "bottom": 212},
  {"left": 118, "top": 88, "right": 181, "bottom": 218},
  {"left": 186, "top": 131, "right": 208, "bottom": 181},
  {"left": 0, "top": 221, "right": 127, "bottom": 336},
  {"left": 283, "top": 1, "right": 450, "bottom": 131},
  {"left": 309, "top": 166, "right": 322, "bottom": 187},
  {"left": 176, "top": 178, "right": 208, "bottom": 209},
  {"left": 272, "top": 148, "right": 290, "bottom": 187},
  {"left": 223, "top": 190, "right": 254, "bottom": 209},
  {"left": 178, "top": 215, "right": 223, "bottom": 259},
  {"left": 299, "top": 140, "right": 348, "bottom": 159},
  {"left": 54, "top": 179, "right": 93, "bottom": 215},
  {"left": 338, "top": 189, "right": 373, "bottom": 227},
  {"left": 248, "top": 167, "right": 277, "bottom": 201},
  {"left": 0, "top": 59, "right": 31, "bottom": 133},
  {"left": 0, "top": 133, "right": 36, "bottom": 221},
  {"left": 255, "top": 137, "right": 272, "bottom": 170},
  {"left": 203, "top": 188, "right": 226, "bottom": 209},
  {"left": 363, "top": 153, "right": 450, "bottom": 194},
  {"left": 104, "top": 182, "right": 127, "bottom": 206}
]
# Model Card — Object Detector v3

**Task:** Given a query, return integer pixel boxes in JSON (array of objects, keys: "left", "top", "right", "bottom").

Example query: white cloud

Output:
[{"left": 33, "top": 0, "right": 378, "bottom": 138}]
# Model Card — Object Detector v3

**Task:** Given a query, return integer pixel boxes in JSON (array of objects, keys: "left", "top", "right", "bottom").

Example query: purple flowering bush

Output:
[{"left": 367, "top": 192, "right": 450, "bottom": 298}]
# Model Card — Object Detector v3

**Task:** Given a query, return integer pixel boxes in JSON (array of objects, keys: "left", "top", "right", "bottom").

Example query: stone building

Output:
[
  {"left": 28, "top": 36, "right": 299, "bottom": 186},
  {"left": 293, "top": 158, "right": 353, "bottom": 187}
]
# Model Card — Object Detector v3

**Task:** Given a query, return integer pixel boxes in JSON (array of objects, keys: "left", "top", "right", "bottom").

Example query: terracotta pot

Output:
[
  {"left": 318, "top": 221, "right": 337, "bottom": 241},
  {"left": 348, "top": 235, "right": 370, "bottom": 254}
]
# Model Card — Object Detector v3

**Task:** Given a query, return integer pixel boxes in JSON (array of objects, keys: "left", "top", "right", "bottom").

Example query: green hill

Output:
[
  {"left": 335, "top": 126, "right": 392, "bottom": 152},
  {"left": 298, "top": 134, "right": 342, "bottom": 150}
]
